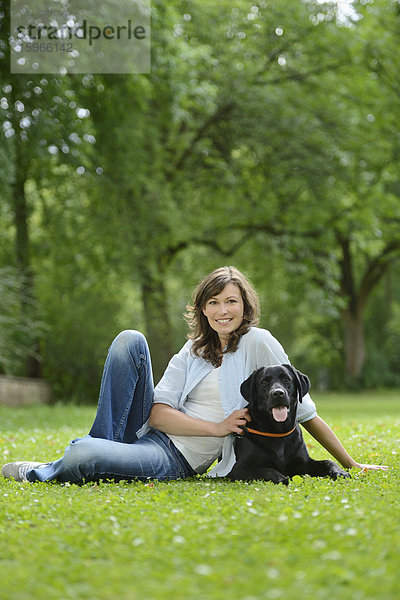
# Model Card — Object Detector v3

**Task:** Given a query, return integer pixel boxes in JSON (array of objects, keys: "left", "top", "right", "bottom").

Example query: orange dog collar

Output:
[{"left": 245, "top": 426, "right": 296, "bottom": 438}]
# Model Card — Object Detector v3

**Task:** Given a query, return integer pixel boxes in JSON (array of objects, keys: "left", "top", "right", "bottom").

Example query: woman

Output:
[{"left": 1, "top": 266, "right": 387, "bottom": 483}]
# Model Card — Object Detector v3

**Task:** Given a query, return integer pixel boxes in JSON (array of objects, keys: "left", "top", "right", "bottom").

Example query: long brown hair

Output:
[{"left": 185, "top": 266, "right": 260, "bottom": 366}]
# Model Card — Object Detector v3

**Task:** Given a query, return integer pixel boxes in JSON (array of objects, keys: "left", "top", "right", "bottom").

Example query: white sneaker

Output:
[{"left": 1, "top": 461, "right": 47, "bottom": 482}]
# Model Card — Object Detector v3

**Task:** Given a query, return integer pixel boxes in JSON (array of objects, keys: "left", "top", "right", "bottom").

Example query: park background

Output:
[
  {"left": 1, "top": 3, "right": 400, "bottom": 600},
  {"left": 1, "top": 0, "right": 400, "bottom": 402}
]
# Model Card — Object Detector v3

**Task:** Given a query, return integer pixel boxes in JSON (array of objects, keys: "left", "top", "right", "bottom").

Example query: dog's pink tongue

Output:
[{"left": 272, "top": 406, "right": 288, "bottom": 422}]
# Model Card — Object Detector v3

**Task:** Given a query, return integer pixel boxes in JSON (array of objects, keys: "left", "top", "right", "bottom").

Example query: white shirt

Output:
[
  {"left": 153, "top": 327, "right": 317, "bottom": 477},
  {"left": 168, "top": 367, "right": 224, "bottom": 474}
]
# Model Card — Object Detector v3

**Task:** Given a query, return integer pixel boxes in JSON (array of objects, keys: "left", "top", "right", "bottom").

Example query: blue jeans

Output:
[{"left": 27, "top": 331, "right": 195, "bottom": 483}]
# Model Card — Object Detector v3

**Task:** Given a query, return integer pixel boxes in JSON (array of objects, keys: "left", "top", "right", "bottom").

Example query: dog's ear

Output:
[
  {"left": 240, "top": 370, "right": 259, "bottom": 401},
  {"left": 282, "top": 364, "right": 310, "bottom": 403}
]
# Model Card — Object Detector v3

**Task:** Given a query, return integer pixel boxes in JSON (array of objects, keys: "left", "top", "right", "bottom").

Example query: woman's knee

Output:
[
  {"left": 63, "top": 436, "right": 98, "bottom": 467},
  {"left": 109, "top": 330, "right": 149, "bottom": 359}
]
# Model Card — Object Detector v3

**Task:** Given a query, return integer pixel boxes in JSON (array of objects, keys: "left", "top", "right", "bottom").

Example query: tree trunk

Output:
[
  {"left": 337, "top": 232, "right": 400, "bottom": 381},
  {"left": 141, "top": 269, "right": 175, "bottom": 384},
  {"left": 13, "top": 148, "right": 42, "bottom": 378},
  {"left": 342, "top": 308, "right": 365, "bottom": 380},
  {"left": 336, "top": 231, "right": 366, "bottom": 382}
]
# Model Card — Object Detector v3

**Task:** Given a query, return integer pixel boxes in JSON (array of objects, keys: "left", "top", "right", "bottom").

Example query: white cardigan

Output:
[{"left": 153, "top": 327, "right": 317, "bottom": 477}]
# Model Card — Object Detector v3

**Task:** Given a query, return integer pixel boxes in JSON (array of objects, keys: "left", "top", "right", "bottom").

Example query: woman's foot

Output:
[{"left": 1, "top": 461, "right": 47, "bottom": 482}]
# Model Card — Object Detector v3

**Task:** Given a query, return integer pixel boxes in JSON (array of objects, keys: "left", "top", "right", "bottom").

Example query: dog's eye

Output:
[
  {"left": 261, "top": 378, "right": 270, "bottom": 385},
  {"left": 282, "top": 376, "right": 291, "bottom": 384}
]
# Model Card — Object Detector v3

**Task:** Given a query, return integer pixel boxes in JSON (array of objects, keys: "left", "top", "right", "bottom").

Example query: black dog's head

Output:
[{"left": 240, "top": 365, "right": 310, "bottom": 428}]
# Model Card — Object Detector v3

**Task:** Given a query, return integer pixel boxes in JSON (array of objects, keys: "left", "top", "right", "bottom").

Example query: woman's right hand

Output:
[{"left": 214, "top": 409, "right": 250, "bottom": 437}]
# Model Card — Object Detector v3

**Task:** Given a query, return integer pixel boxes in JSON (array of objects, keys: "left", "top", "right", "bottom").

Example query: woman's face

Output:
[{"left": 202, "top": 282, "right": 244, "bottom": 347}]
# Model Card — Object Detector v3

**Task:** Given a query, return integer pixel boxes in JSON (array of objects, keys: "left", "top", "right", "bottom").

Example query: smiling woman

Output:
[
  {"left": 185, "top": 266, "right": 260, "bottom": 367},
  {"left": 1, "top": 266, "right": 387, "bottom": 485},
  {"left": 202, "top": 283, "right": 244, "bottom": 347}
]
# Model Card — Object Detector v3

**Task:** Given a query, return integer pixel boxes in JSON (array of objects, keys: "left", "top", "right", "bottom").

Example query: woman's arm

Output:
[
  {"left": 149, "top": 403, "right": 249, "bottom": 438},
  {"left": 302, "top": 415, "right": 388, "bottom": 471}
]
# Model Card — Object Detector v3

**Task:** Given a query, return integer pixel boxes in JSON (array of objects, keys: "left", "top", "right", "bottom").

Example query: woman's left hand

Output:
[{"left": 352, "top": 462, "right": 389, "bottom": 472}]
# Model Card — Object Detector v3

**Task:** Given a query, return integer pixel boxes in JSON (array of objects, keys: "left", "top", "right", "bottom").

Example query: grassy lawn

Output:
[{"left": 0, "top": 391, "right": 399, "bottom": 600}]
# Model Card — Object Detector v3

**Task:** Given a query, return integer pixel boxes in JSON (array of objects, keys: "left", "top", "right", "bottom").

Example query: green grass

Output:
[{"left": 1, "top": 391, "right": 399, "bottom": 600}]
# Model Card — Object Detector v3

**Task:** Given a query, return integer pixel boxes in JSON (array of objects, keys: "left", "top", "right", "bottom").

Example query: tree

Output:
[
  {"left": 0, "top": 3, "right": 94, "bottom": 376},
  {"left": 200, "top": 0, "right": 400, "bottom": 382},
  {"left": 1, "top": 0, "right": 399, "bottom": 397}
]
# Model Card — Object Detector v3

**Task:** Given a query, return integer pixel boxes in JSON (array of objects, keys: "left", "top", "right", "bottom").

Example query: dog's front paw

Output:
[
  {"left": 265, "top": 470, "right": 289, "bottom": 486},
  {"left": 329, "top": 465, "right": 351, "bottom": 480},
  {"left": 276, "top": 474, "right": 290, "bottom": 486}
]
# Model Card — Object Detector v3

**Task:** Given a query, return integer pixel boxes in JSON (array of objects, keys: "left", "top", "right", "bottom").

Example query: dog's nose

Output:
[{"left": 272, "top": 388, "right": 285, "bottom": 400}]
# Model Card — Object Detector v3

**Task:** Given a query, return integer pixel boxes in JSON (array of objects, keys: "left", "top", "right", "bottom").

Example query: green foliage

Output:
[
  {"left": 1, "top": 0, "right": 400, "bottom": 393},
  {"left": 0, "top": 266, "right": 44, "bottom": 374},
  {"left": 0, "top": 393, "right": 399, "bottom": 600},
  {"left": 362, "top": 264, "right": 400, "bottom": 388},
  {"left": 28, "top": 167, "right": 146, "bottom": 400}
]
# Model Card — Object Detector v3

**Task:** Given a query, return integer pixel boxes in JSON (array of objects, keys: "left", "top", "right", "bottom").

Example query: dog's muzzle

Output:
[{"left": 270, "top": 387, "right": 289, "bottom": 422}]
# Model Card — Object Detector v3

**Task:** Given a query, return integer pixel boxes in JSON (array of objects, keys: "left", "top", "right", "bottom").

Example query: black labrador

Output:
[{"left": 228, "top": 364, "right": 350, "bottom": 485}]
